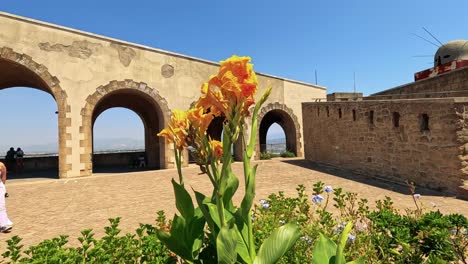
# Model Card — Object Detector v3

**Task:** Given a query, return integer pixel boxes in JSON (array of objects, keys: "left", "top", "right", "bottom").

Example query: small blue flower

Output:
[
  {"left": 312, "top": 195, "right": 324, "bottom": 204},
  {"left": 279, "top": 219, "right": 285, "bottom": 225},
  {"left": 262, "top": 203, "right": 270, "bottom": 209},
  {"left": 355, "top": 221, "right": 368, "bottom": 232},
  {"left": 450, "top": 229, "right": 457, "bottom": 235},
  {"left": 338, "top": 222, "right": 347, "bottom": 229},
  {"left": 259, "top": 199, "right": 267, "bottom": 205},
  {"left": 347, "top": 234, "right": 356, "bottom": 243},
  {"left": 324, "top": 185, "right": 333, "bottom": 193},
  {"left": 413, "top": 194, "right": 421, "bottom": 199},
  {"left": 334, "top": 222, "right": 347, "bottom": 234},
  {"left": 300, "top": 236, "right": 312, "bottom": 244}
]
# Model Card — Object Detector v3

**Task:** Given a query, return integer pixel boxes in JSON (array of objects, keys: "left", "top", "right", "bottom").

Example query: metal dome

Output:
[{"left": 434, "top": 40, "right": 468, "bottom": 66}]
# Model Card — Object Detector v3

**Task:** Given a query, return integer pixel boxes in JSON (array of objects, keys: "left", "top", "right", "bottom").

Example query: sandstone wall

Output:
[
  {"left": 369, "top": 68, "right": 468, "bottom": 100},
  {"left": 302, "top": 98, "right": 468, "bottom": 197}
]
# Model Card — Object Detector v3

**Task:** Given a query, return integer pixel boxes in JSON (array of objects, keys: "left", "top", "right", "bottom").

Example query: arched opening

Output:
[
  {"left": 0, "top": 55, "right": 67, "bottom": 179},
  {"left": 206, "top": 116, "right": 243, "bottom": 161},
  {"left": 265, "top": 123, "right": 286, "bottom": 155},
  {"left": 259, "top": 109, "right": 298, "bottom": 157},
  {"left": 90, "top": 89, "right": 164, "bottom": 173},
  {"left": 92, "top": 108, "right": 145, "bottom": 172}
]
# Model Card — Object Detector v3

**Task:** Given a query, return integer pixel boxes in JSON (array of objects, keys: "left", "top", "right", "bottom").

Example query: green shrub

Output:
[
  {"left": 260, "top": 152, "right": 280, "bottom": 160},
  {"left": 280, "top": 150, "right": 295, "bottom": 158},
  {"left": 2, "top": 213, "right": 173, "bottom": 263},
  {"left": 3, "top": 183, "right": 467, "bottom": 263}
]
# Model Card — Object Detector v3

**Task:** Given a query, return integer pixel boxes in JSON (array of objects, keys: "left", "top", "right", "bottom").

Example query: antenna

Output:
[
  {"left": 412, "top": 33, "right": 440, "bottom": 48},
  {"left": 315, "top": 69, "right": 318, "bottom": 85},
  {"left": 353, "top": 71, "right": 356, "bottom": 94},
  {"left": 352, "top": 72, "right": 358, "bottom": 100},
  {"left": 422, "top": 27, "right": 443, "bottom": 46}
]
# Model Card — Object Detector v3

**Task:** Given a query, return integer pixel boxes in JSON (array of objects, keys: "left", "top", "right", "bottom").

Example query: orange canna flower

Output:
[
  {"left": 209, "top": 140, "right": 223, "bottom": 159},
  {"left": 196, "top": 83, "right": 228, "bottom": 117},
  {"left": 205, "top": 55, "right": 258, "bottom": 118},
  {"left": 157, "top": 127, "right": 174, "bottom": 143},
  {"left": 217, "top": 56, "right": 258, "bottom": 99},
  {"left": 171, "top": 109, "right": 189, "bottom": 129},
  {"left": 187, "top": 107, "right": 214, "bottom": 134},
  {"left": 157, "top": 109, "right": 190, "bottom": 150}
]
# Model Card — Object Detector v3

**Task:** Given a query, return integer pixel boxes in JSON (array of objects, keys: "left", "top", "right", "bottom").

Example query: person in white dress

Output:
[{"left": 0, "top": 162, "right": 13, "bottom": 232}]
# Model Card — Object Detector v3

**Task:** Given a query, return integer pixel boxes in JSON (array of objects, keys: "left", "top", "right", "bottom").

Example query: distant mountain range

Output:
[
  {"left": 267, "top": 137, "right": 286, "bottom": 144},
  {"left": 0, "top": 137, "right": 144, "bottom": 155},
  {"left": 0, "top": 137, "right": 285, "bottom": 155}
]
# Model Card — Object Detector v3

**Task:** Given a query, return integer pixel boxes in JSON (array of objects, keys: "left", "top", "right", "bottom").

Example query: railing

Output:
[{"left": 261, "top": 143, "right": 286, "bottom": 154}]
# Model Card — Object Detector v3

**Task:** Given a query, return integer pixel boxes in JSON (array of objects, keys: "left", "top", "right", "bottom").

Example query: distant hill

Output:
[
  {"left": 267, "top": 137, "right": 285, "bottom": 144},
  {"left": 93, "top": 137, "right": 144, "bottom": 152},
  {"left": 0, "top": 137, "right": 144, "bottom": 155},
  {"left": 1, "top": 137, "right": 283, "bottom": 155}
]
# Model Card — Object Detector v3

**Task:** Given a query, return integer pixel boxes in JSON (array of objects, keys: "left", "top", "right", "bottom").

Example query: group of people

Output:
[{"left": 5, "top": 147, "right": 24, "bottom": 173}]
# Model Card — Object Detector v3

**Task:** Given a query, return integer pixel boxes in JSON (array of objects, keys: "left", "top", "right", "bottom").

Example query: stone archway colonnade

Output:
[{"left": 0, "top": 12, "right": 326, "bottom": 178}]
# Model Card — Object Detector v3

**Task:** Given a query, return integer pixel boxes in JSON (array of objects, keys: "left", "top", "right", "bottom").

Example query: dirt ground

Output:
[{"left": 1, "top": 158, "right": 467, "bottom": 253}]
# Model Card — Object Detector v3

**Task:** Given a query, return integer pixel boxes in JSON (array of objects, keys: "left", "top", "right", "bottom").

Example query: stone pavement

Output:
[{"left": 1, "top": 158, "right": 467, "bottom": 253}]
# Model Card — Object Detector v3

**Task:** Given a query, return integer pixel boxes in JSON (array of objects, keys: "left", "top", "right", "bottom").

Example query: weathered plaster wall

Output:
[
  {"left": 0, "top": 12, "right": 325, "bottom": 177},
  {"left": 302, "top": 98, "right": 468, "bottom": 197}
]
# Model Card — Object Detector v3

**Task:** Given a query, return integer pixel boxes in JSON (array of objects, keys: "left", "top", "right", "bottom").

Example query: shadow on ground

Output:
[
  {"left": 7, "top": 169, "right": 59, "bottom": 181},
  {"left": 7, "top": 167, "right": 160, "bottom": 181},
  {"left": 281, "top": 159, "right": 455, "bottom": 198},
  {"left": 92, "top": 166, "right": 159, "bottom": 174}
]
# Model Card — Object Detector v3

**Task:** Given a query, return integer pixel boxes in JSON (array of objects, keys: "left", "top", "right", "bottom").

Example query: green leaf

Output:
[
  {"left": 208, "top": 203, "right": 222, "bottom": 229},
  {"left": 336, "top": 222, "right": 353, "bottom": 264},
  {"left": 188, "top": 209, "right": 206, "bottom": 257},
  {"left": 240, "top": 165, "right": 257, "bottom": 219},
  {"left": 222, "top": 169, "right": 239, "bottom": 211},
  {"left": 208, "top": 203, "right": 234, "bottom": 229},
  {"left": 253, "top": 223, "right": 300, "bottom": 264},
  {"left": 235, "top": 224, "right": 253, "bottom": 264},
  {"left": 157, "top": 219, "right": 193, "bottom": 261},
  {"left": 157, "top": 212, "right": 205, "bottom": 261},
  {"left": 347, "top": 258, "right": 366, "bottom": 264},
  {"left": 311, "top": 233, "right": 337, "bottom": 264},
  {"left": 172, "top": 179, "right": 194, "bottom": 220},
  {"left": 247, "top": 87, "right": 271, "bottom": 157},
  {"left": 217, "top": 226, "right": 238, "bottom": 264},
  {"left": 194, "top": 190, "right": 215, "bottom": 233}
]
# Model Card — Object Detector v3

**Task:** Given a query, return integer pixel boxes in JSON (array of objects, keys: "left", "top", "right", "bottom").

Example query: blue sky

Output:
[{"left": 1, "top": 0, "right": 467, "bottom": 151}]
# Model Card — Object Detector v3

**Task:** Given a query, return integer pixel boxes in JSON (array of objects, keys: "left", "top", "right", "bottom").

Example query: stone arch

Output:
[
  {"left": 0, "top": 47, "right": 72, "bottom": 178},
  {"left": 80, "top": 80, "right": 171, "bottom": 175},
  {"left": 256, "top": 102, "right": 302, "bottom": 159}
]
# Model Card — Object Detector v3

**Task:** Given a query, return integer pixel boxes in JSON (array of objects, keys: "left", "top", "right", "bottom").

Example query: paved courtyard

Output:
[{"left": 1, "top": 158, "right": 467, "bottom": 252}]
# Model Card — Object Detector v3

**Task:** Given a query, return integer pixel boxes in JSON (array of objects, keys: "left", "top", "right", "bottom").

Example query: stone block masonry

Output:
[
  {"left": 302, "top": 98, "right": 468, "bottom": 199},
  {"left": 368, "top": 67, "right": 468, "bottom": 100}
]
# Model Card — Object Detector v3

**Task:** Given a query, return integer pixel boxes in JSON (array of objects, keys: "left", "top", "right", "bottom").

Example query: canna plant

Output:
[{"left": 157, "top": 55, "right": 300, "bottom": 263}]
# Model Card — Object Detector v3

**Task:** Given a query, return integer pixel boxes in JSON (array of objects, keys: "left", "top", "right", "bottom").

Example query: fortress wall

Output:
[
  {"left": 368, "top": 67, "right": 468, "bottom": 100},
  {"left": 302, "top": 98, "right": 468, "bottom": 197}
]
